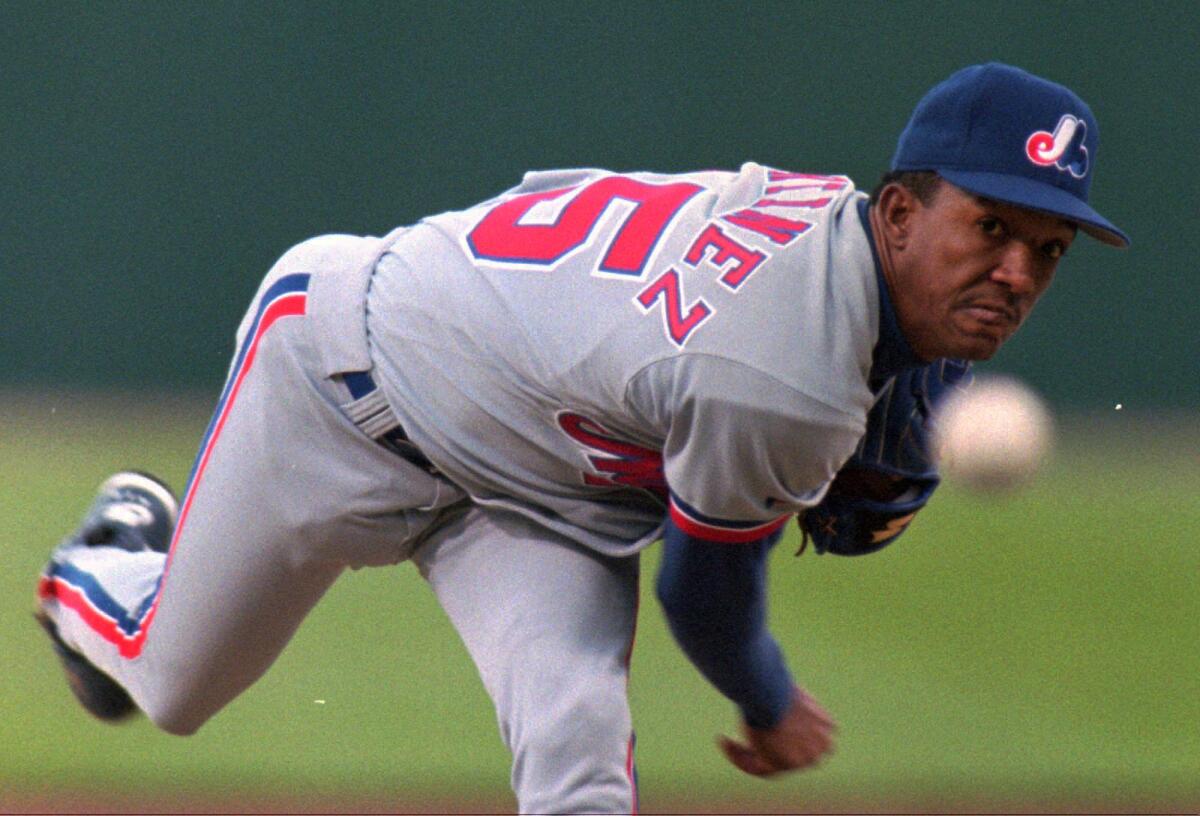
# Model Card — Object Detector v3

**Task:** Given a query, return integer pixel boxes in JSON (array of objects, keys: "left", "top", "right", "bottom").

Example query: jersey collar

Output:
[{"left": 857, "top": 197, "right": 924, "bottom": 388}]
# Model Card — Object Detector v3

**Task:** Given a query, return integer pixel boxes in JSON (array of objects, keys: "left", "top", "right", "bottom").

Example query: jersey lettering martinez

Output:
[
  {"left": 369, "top": 164, "right": 878, "bottom": 555},
  {"left": 462, "top": 169, "right": 849, "bottom": 347}
]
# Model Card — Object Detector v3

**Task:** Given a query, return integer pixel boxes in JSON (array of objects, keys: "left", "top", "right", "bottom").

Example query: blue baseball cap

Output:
[{"left": 892, "top": 62, "right": 1129, "bottom": 247}]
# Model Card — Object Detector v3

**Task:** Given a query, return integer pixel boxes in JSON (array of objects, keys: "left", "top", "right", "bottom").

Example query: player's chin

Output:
[{"left": 947, "top": 322, "right": 1012, "bottom": 361}]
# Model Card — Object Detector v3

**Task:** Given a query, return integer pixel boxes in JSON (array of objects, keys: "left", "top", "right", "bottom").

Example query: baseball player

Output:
[{"left": 36, "top": 63, "right": 1127, "bottom": 814}]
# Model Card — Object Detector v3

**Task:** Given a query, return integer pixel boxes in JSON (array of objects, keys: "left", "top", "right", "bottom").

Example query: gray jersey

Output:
[{"left": 364, "top": 163, "right": 880, "bottom": 555}]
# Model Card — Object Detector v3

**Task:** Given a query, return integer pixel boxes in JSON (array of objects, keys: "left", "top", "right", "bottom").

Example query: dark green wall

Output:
[{"left": 3, "top": 1, "right": 1196, "bottom": 409}]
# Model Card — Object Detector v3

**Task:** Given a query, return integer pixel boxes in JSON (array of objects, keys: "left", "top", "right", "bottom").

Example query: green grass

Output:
[{"left": 2, "top": 393, "right": 1197, "bottom": 811}]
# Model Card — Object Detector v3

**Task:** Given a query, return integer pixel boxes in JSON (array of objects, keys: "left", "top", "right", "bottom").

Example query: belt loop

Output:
[{"left": 337, "top": 371, "right": 439, "bottom": 474}]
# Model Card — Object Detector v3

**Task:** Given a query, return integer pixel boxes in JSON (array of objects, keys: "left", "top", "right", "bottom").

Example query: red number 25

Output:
[{"left": 466, "top": 176, "right": 704, "bottom": 276}]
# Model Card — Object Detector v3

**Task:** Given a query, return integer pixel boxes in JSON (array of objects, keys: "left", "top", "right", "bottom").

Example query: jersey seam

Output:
[{"left": 622, "top": 352, "right": 865, "bottom": 425}]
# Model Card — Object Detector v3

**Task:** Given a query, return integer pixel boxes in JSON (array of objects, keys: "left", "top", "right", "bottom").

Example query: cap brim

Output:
[{"left": 936, "top": 169, "right": 1130, "bottom": 248}]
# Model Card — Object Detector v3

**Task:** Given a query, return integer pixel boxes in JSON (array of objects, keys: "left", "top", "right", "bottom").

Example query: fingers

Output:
[
  {"left": 796, "top": 688, "right": 836, "bottom": 730},
  {"left": 796, "top": 727, "right": 836, "bottom": 766},
  {"left": 718, "top": 730, "right": 833, "bottom": 778},
  {"left": 718, "top": 736, "right": 776, "bottom": 777},
  {"left": 720, "top": 688, "right": 839, "bottom": 778}
]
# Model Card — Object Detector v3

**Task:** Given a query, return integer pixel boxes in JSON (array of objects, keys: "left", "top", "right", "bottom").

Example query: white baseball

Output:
[{"left": 933, "top": 376, "right": 1053, "bottom": 493}]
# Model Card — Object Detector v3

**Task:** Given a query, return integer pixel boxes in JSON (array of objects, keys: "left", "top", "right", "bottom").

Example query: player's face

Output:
[{"left": 886, "top": 183, "right": 1076, "bottom": 361}]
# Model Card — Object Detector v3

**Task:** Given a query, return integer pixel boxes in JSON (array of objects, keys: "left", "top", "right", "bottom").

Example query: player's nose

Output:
[{"left": 989, "top": 242, "right": 1040, "bottom": 296}]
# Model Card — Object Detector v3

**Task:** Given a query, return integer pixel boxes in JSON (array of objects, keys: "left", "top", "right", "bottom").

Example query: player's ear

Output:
[{"left": 874, "top": 183, "right": 918, "bottom": 250}]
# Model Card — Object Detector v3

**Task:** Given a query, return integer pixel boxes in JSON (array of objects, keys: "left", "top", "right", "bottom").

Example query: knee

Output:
[
  {"left": 137, "top": 676, "right": 221, "bottom": 737},
  {"left": 517, "top": 690, "right": 622, "bottom": 752},
  {"left": 144, "top": 699, "right": 208, "bottom": 736},
  {"left": 508, "top": 683, "right": 635, "bottom": 814}
]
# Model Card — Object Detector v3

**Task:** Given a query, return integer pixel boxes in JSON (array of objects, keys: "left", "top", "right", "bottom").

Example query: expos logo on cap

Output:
[
  {"left": 890, "top": 62, "right": 1129, "bottom": 247},
  {"left": 1025, "top": 114, "right": 1089, "bottom": 179}
]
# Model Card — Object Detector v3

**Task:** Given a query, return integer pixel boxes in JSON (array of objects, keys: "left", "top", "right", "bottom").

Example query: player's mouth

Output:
[
  {"left": 950, "top": 300, "right": 1020, "bottom": 356},
  {"left": 959, "top": 300, "right": 1017, "bottom": 330}
]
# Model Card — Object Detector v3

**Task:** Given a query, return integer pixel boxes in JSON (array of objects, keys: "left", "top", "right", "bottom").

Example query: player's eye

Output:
[
  {"left": 1042, "top": 240, "right": 1067, "bottom": 260},
  {"left": 979, "top": 216, "right": 1006, "bottom": 239}
]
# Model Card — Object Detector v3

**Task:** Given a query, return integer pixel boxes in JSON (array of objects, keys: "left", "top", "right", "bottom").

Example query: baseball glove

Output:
[{"left": 799, "top": 359, "right": 973, "bottom": 556}]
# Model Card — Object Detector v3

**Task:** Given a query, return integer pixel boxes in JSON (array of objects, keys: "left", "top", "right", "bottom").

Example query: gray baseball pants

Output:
[{"left": 38, "top": 242, "right": 642, "bottom": 814}]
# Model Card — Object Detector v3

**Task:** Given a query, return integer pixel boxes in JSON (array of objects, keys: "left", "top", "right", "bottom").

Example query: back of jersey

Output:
[{"left": 366, "top": 163, "right": 878, "bottom": 554}]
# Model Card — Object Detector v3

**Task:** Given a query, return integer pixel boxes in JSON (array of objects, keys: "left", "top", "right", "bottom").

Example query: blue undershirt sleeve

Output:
[{"left": 655, "top": 517, "right": 794, "bottom": 729}]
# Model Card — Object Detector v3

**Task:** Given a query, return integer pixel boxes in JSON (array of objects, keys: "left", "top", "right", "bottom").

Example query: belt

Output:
[{"left": 341, "top": 371, "right": 439, "bottom": 475}]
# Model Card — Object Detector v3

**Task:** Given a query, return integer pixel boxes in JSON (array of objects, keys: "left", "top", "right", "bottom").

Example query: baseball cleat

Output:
[
  {"left": 76, "top": 471, "right": 179, "bottom": 554},
  {"left": 34, "top": 609, "right": 138, "bottom": 721},
  {"left": 36, "top": 471, "right": 179, "bottom": 721}
]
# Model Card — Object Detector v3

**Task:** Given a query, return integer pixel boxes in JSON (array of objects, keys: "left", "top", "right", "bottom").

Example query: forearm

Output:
[{"left": 655, "top": 520, "right": 793, "bottom": 728}]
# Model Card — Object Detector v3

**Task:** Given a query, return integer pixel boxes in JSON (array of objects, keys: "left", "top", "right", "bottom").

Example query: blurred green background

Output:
[
  {"left": 3, "top": 402, "right": 1198, "bottom": 812},
  {"left": 2, "top": 1, "right": 1197, "bottom": 812},
  {"left": 2, "top": 0, "right": 1198, "bottom": 407}
]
